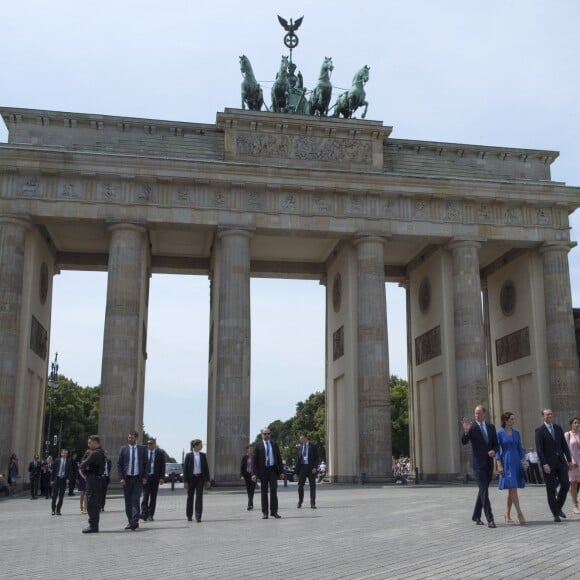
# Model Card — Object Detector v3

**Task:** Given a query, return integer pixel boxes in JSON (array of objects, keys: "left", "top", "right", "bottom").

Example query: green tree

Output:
[
  {"left": 43, "top": 375, "right": 99, "bottom": 457},
  {"left": 293, "top": 391, "right": 326, "bottom": 461},
  {"left": 390, "top": 375, "right": 409, "bottom": 457}
]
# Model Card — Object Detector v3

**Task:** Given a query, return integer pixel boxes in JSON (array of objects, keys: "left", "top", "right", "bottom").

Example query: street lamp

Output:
[{"left": 44, "top": 352, "right": 59, "bottom": 456}]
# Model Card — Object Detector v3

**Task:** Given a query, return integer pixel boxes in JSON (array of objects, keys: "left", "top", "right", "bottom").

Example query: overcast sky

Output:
[{"left": 2, "top": 1, "right": 579, "bottom": 460}]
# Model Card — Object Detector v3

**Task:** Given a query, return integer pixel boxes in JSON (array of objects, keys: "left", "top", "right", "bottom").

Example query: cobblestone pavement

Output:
[{"left": 1, "top": 482, "right": 578, "bottom": 579}]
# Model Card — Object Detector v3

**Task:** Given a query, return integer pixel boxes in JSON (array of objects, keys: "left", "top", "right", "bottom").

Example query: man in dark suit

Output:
[
  {"left": 461, "top": 404, "right": 499, "bottom": 528},
  {"left": 28, "top": 454, "right": 41, "bottom": 499},
  {"left": 51, "top": 448, "right": 71, "bottom": 515},
  {"left": 141, "top": 437, "right": 165, "bottom": 521},
  {"left": 240, "top": 444, "right": 256, "bottom": 510},
  {"left": 251, "top": 427, "right": 285, "bottom": 519},
  {"left": 100, "top": 453, "right": 112, "bottom": 511},
  {"left": 183, "top": 439, "right": 210, "bottom": 522},
  {"left": 535, "top": 408, "right": 572, "bottom": 522},
  {"left": 117, "top": 430, "right": 148, "bottom": 531},
  {"left": 295, "top": 432, "right": 320, "bottom": 509}
]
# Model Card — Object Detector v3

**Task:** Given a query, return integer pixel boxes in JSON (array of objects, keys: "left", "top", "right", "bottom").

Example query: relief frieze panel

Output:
[
  {"left": 415, "top": 325, "right": 441, "bottom": 366},
  {"left": 495, "top": 326, "right": 530, "bottom": 366},
  {"left": 235, "top": 132, "right": 371, "bottom": 165}
]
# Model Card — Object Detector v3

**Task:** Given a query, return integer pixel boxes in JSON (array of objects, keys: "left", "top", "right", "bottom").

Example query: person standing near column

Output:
[
  {"left": 141, "top": 437, "right": 165, "bottom": 521},
  {"left": 240, "top": 444, "right": 256, "bottom": 510},
  {"left": 80, "top": 435, "right": 105, "bottom": 534},
  {"left": 525, "top": 448, "right": 542, "bottom": 485},
  {"left": 295, "top": 433, "right": 320, "bottom": 509},
  {"left": 51, "top": 449, "right": 70, "bottom": 516},
  {"left": 68, "top": 452, "right": 79, "bottom": 496},
  {"left": 535, "top": 409, "right": 572, "bottom": 522},
  {"left": 251, "top": 427, "right": 285, "bottom": 519},
  {"left": 117, "top": 430, "right": 147, "bottom": 531},
  {"left": 100, "top": 452, "right": 112, "bottom": 512},
  {"left": 183, "top": 439, "right": 210, "bottom": 523},
  {"left": 28, "top": 454, "right": 41, "bottom": 499},
  {"left": 565, "top": 417, "right": 580, "bottom": 514},
  {"left": 461, "top": 405, "right": 499, "bottom": 528}
]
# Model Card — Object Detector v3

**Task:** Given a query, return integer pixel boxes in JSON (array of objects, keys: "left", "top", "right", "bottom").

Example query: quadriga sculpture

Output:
[
  {"left": 332, "top": 65, "right": 370, "bottom": 119},
  {"left": 240, "top": 55, "right": 264, "bottom": 111}
]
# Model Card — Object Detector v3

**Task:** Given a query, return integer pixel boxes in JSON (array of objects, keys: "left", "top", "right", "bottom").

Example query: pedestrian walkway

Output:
[{"left": 1, "top": 482, "right": 578, "bottom": 579}]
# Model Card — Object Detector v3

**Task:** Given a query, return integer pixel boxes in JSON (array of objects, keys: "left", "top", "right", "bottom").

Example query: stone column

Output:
[
  {"left": 213, "top": 229, "right": 252, "bottom": 484},
  {"left": 448, "top": 240, "right": 487, "bottom": 473},
  {"left": 354, "top": 236, "right": 391, "bottom": 481},
  {"left": 99, "top": 224, "right": 149, "bottom": 456},
  {"left": 0, "top": 217, "right": 30, "bottom": 473},
  {"left": 539, "top": 241, "right": 580, "bottom": 419}
]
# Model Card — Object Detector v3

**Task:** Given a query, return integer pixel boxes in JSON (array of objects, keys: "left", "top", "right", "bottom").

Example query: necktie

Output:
[
  {"left": 265, "top": 442, "right": 271, "bottom": 466},
  {"left": 479, "top": 422, "right": 488, "bottom": 444},
  {"left": 131, "top": 446, "right": 136, "bottom": 475},
  {"left": 548, "top": 424, "right": 555, "bottom": 439},
  {"left": 149, "top": 451, "right": 153, "bottom": 475},
  {"left": 59, "top": 460, "right": 64, "bottom": 477},
  {"left": 303, "top": 444, "right": 308, "bottom": 462}
]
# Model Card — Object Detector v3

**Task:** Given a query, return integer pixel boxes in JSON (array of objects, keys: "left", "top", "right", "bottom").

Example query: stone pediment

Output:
[{"left": 217, "top": 108, "right": 391, "bottom": 172}]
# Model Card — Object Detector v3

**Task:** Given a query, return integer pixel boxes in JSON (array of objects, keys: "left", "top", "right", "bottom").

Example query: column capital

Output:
[
  {"left": 217, "top": 227, "right": 254, "bottom": 240},
  {"left": 0, "top": 215, "right": 32, "bottom": 230},
  {"left": 107, "top": 222, "right": 147, "bottom": 235},
  {"left": 538, "top": 240, "right": 577, "bottom": 256},
  {"left": 352, "top": 234, "right": 390, "bottom": 247},
  {"left": 447, "top": 238, "right": 482, "bottom": 252}
]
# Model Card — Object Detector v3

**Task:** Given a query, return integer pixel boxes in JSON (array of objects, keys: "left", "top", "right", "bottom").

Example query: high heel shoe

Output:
[
  {"left": 517, "top": 513, "right": 526, "bottom": 525},
  {"left": 503, "top": 511, "right": 513, "bottom": 523}
]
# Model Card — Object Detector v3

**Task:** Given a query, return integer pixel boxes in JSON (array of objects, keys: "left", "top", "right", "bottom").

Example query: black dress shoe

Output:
[
  {"left": 310, "top": 504, "right": 317, "bottom": 509},
  {"left": 262, "top": 514, "right": 269, "bottom": 519},
  {"left": 51, "top": 511, "right": 55, "bottom": 515},
  {"left": 124, "top": 523, "right": 132, "bottom": 530},
  {"left": 56, "top": 512, "right": 61, "bottom": 516},
  {"left": 297, "top": 502, "right": 302, "bottom": 508},
  {"left": 196, "top": 518, "right": 201, "bottom": 523},
  {"left": 82, "top": 527, "right": 98, "bottom": 534},
  {"left": 554, "top": 515, "right": 561, "bottom": 522},
  {"left": 272, "top": 513, "right": 282, "bottom": 519},
  {"left": 473, "top": 518, "right": 484, "bottom": 525},
  {"left": 130, "top": 522, "right": 139, "bottom": 530},
  {"left": 488, "top": 521, "right": 496, "bottom": 528},
  {"left": 187, "top": 517, "right": 193, "bottom": 521},
  {"left": 148, "top": 516, "right": 154, "bottom": 521},
  {"left": 558, "top": 510, "right": 567, "bottom": 518}
]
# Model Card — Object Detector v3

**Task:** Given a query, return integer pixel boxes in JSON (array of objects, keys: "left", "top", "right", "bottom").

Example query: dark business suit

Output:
[
  {"left": 461, "top": 421, "right": 499, "bottom": 523},
  {"left": 535, "top": 422, "right": 571, "bottom": 516},
  {"left": 117, "top": 444, "right": 148, "bottom": 527},
  {"left": 252, "top": 440, "right": 284, "bottom": 517},
  {"left": 50, "top": 457, "right": 71, "bottom": 514},
  {"left": 295, "top": 441, "right": 320, "bottom": 507},
  {"left": 28, "top": 460, "right": 41, "bottom": 498},
  {"left": 183, "top": 451, "right": 210, "bottom": 521},
  {"left": 141, "top": 449, "right": 165, "bottom": 520},
  {"left": 240, "top": 454, "right": 256, "bottom": 508}
]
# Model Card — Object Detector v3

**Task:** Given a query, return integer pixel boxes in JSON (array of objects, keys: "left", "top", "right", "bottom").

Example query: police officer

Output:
[{"left": 80, "top": 435, "right": 105, "bottom": 533}]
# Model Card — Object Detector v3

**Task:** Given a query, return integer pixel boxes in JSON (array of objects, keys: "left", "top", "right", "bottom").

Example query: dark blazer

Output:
[
  {"left": 28, "top": 460, "right": 41, "bottom": 478},
  {"left": 51, "top": 458, "right": 71, "bottom": 482},
  {"left": 251, "top": 440, "right": 284, "bottom": 479},
  {"left": 146, "top": 449, "right": 166, "bottom": 480},
  {"left": 535, "top": 423, "right": 571, "bottom": 468},
  {"left": 461, "top": 421, "right": 499, "bottom": 470},
  {"left": 240, "top": 455, "right": 253, "bottom": 479},
  {"left": 117, "top": 444, "right": 148, "bottom": 480},
  {"left": 183, "top": 451, "right": 210, "bottom": 483},
  {"left": 295, "top": 441, "right": 320, "bottom": 472}
]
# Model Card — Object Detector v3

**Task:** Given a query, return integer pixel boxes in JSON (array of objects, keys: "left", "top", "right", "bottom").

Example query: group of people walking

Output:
[{"left": 462, "top": 405, "right": 580, "bottom": 527}]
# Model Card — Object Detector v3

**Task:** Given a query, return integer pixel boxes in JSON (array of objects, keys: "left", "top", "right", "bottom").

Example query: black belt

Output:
[{"left": 125, "top": 475, "right": 139, "bottom": 478}]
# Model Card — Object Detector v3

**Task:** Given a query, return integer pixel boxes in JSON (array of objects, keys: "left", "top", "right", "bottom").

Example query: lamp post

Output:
[{"left": 44, "top": 352, "right": 59, "bottom": 457}]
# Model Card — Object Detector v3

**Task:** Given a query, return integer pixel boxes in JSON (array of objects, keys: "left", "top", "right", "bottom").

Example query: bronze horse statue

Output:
[
  {"left": 271, "top": 55, "right": 290, "bottom": 113},
  {"left": 332, "top": 65, "right": 370, "bottom": 119},
  {"left": 240, "top": 55, "right": 264, "bottom": 111},
  {"left": 309, "top": 56, "right": 334, "bottom": 117}
]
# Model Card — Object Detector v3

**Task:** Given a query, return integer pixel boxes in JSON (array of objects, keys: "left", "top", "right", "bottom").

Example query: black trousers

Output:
[
  {"left": 528, "top": 462, "right": 543, "bottom": 484},
  {"left": 242, "top": 474, "right": 256, "bottom": 506},
  {"left": 51, "top": 478, "right": 66, "bottom": 512},
  {"left": 297, "top": 465, "right": 317, "bottom": 505},
  {"left": 86, "top": 475, "right": 102, "bottom": 530},
  {"left": 186, "top": 475, "right": 205, "bottom": 519},
  {"left": 29, "top": 476, "right": 39, "bottom": 498},
  {"left": 259, "top": 467, "right": 279, "bottom": 515},
  {"left": 543, "top": 459, "right": 570, "bottom": 515},
  {"left": 141, "top": 477, "right": 161, "bottom": 518},
  {"left": 100, "top": 477, "right": 110, "bottom": 509},
  {"left": 123, "top": 476, "right": 143, "bottom": 525},
  {"left": 472, "top": 462, "right": 494, "bottom": 523}
]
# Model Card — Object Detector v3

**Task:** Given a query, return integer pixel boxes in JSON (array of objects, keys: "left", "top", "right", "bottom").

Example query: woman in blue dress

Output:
[{"left": 496, "top": 411, "right": 527, "bottom": 524}]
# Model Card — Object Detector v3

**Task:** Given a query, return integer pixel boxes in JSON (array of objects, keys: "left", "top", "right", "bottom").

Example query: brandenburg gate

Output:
[{"left": 1, "top": 106, "right": 579, "bottom": 483}]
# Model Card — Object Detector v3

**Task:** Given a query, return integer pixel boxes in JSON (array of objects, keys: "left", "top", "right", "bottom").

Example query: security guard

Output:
[{"left": 80, "top": 435, "right": 105, "bottom": 533}]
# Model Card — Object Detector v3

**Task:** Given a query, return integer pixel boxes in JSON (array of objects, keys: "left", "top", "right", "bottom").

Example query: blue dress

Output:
[{"left": 497, "top": 428, "right": 526, "bottom": 490}]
